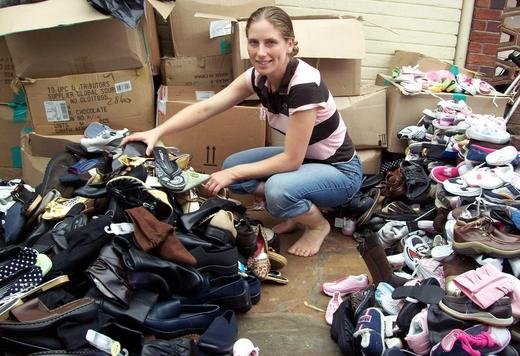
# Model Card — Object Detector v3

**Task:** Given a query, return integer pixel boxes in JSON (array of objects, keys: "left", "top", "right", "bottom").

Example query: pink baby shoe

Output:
[{"left": 322, "top": 274, "right": 369, "bottom": 297}]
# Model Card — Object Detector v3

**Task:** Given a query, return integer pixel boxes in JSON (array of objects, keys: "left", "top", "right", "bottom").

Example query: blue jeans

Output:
[{"left": 222, "top": 147, "right": 363, "bottom": 218}]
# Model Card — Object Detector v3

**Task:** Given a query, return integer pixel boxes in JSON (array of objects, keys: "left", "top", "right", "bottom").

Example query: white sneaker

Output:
[
  {"left": 509, "top": 257, "right": 520, "bottom": 278},
  {"left": 387, "top": 253, "right": 405, "bottom": 270},
  {"left": 377, "top": 221, "right": 408, "bottom": 248},
  {"left": 466, "top": 117, "right": 510, "bottom": 144},
  {"left": 397, "top": 125, "right": 427, "bottom": 141},
  {"left": 486, "top": 146, "right": 518, "bottom": 166},
  {"left": 81, "top": 125, "right": 129, "bottom": 152},
  {"left": 403, "top": 233, "right": 431, "bottom": 270},
  {"left": 375, "top": 282, "right": 402, "bottom": 315}
]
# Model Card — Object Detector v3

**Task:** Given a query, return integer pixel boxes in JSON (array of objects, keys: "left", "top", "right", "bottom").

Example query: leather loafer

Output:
[
  {"left": 190, "top": 245, "right": 239, "bottom": 277},
  {"left": 177, "top": 275, "right": 252, "bottom": 313},
  {"left": 143, "top": 299, "right": 221, "bottom": 338}
]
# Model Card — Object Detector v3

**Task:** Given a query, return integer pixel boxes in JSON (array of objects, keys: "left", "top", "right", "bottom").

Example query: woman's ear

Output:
[{"left": 286, "top": 37, "right": 295, "bottom": 54}]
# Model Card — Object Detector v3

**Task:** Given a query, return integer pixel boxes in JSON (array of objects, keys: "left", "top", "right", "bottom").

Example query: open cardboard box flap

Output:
[
  {"left": 386, "top": 50, "right": 478, "bottom": 77},
  {"left": 235, "top": 16, "right": 364, "bottom": 60},
  {"left": 0, "top": 0, "right": 174, "bottom": 36}
]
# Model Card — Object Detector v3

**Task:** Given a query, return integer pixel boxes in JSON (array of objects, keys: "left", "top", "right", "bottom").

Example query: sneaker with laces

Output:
[
  {"left": 404, "top": 308, "right": 431, "bottom": 355},
  {"left": 322, "top": 274, "right": 369, "bottom": 297},
  {"left": 353, "top": 307, "right": 386, "bottom": 355},
  {"left": 375, "top": 282, "right": 402, "bottom": 315},
  {"left": 402, "top": 233, "right": 431, "bottom": 270},
  {"left": 325, "top": 291, "right": 343, "bottom": 325},
  {"left": 430, "top": 324, "right": 510, "bottom": 355},
  {"left": 377, "top": 221, "right": 408, "bottom": 248}
]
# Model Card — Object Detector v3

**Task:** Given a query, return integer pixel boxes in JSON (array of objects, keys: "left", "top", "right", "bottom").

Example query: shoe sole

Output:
[
  {"left": 439, "top": 300, "right": 513, "bottom": 326},
  {"left": 0, "top": 275, "right": 70, "bottom": 320},
  {"left": 453, "top": 240, "right": 520, "bottom": 258}
]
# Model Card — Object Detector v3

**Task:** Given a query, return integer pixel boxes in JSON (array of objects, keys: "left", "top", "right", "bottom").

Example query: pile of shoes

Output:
[
  {"left": 328, "top": 99, "right": 520, "bottom": 355},
  {"left": 391, "top": 65, "right": 496, "bottom": 95},
  {"left": 0, "top": 122, "right": 278, "bottom": 354}
]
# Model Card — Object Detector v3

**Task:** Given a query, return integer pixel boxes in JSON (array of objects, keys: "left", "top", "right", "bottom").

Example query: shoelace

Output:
[{"left": 455, "top": 330, "right": 495, "bottom": 356}]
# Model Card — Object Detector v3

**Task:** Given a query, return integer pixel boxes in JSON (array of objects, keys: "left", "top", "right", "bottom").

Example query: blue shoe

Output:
[
  {"left": 177, "top": 275, "right": 252, "bottom": 313},
  {"left": 143, "top": 299, "right": 221, "bottom": 338},
  {"left": 353, "top": 307, "right": 385, "bottom": 355},
  {"left": 197, "top": 310, "right": 237, "bottom": 354}
]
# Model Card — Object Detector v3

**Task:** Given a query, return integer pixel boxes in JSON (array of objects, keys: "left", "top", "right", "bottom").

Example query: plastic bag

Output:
[{"left": 87, "top": 0, "right": 144, "bottom": 28}]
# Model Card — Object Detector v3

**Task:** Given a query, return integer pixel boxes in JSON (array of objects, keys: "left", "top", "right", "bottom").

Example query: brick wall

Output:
[{"left": 465, "top": 0, "right": 506, "bottom": 80}]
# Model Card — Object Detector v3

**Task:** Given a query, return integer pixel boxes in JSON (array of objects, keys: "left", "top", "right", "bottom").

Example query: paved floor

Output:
[{"left": 237, "top": 210, "right": 369, "bottom": 356}]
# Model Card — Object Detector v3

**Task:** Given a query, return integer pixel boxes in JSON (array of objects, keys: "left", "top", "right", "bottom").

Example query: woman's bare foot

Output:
[
  {"left": 272, "top": 219, "right": 298, "bottom": 234},
  {"left": 287, "top": 220, "right": 330, "bottom": 257},
  {"left": 286, "top": 204, "right": 330, "bottom": 257}
]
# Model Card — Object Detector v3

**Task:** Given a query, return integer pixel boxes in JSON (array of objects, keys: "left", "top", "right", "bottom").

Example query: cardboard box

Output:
[
  {"left": 381, "top": 79, "right": 510, "bottom": 153},
  {"left": 268, "top": 85, "right": 386, "bottom": 149},
  {"left": 385, "top": 50, "right": 476, "bottom": 78},
  {"left": 0, "top": 0, "right": 157, "bottom": 78},
  {"left": 0, "top": 38, "right": 15, "bottom": 103},
  {"left": 21, "top": 132, "right": 82, "bottom": 187},
  {"left": 358, "top": 149, "right": 381, "bottom": 175},
  {"left": 0, "top": 168, "right": 21, "bottom": 180},
  {"left": 267, "top": 130, "right": 381, "bottom": 174},
  {"left": 0, "top": 105, "right": 31, "bottom": 169},
  {"left": 169, "top": 0, "right": 274, "bottom": 57},
  {"left": 336, "top": 85, "right": 386, "bottom": 148},
  {"left": 157, "top": 86, "right": 222, "bottom": 105},
  {"left": 22, "top": 67, "right": 155, "bottom": 135},
  {"left": 232, "top": 16, "right": 364, "bottom": 96},
  {"left": 376, "top": 50, "right": 512, "bottom": 153},
  {"left": 161, "top": 55, "right": 232, "bottom": 89},
  {"left": 156, "top": 88, "right": 265, "bottom": 174}
]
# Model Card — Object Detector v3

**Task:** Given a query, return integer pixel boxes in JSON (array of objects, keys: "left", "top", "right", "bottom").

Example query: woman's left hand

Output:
[{"left": 204, "top": 169, "right": 236, "bottom": 196}]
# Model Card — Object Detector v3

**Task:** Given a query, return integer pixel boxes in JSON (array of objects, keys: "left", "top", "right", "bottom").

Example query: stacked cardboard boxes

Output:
[
  {"left": 158, "top": 0, "right": 273, "bottom": 173},
  {"left": 0, "top": 0, "right": 174, "bottom": 182}
]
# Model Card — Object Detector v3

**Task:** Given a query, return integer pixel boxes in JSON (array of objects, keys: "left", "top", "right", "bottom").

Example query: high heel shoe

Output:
[{"left": 246, "top": 226, "right": 271, "bottom": 280}]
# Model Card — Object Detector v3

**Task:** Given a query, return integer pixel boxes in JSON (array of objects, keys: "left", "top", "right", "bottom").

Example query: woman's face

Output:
[{"left": 247, "top": 19, "right": 294, "bottom": 79}]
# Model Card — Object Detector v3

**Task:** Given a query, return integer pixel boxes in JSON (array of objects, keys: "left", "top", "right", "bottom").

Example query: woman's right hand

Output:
[{"left": 120, "top": 128, "right": 161, "bottom": 156}]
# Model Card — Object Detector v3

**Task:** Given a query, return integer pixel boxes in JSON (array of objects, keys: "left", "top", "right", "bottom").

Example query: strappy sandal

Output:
[
  {"left": 153, "top": 147, "right": 209, "bottom": 193},
  {"left": 356, "top": 188, "right": 381, "bottom": 226},
  {"left": 377, "top": 201, "right": 435, "bottom": 221},
  {"left": 263, "top": 270, "right": 289, "bottom": 285},
  {"left": 400, "top": 161, "right": 431, "bottom": 202}
]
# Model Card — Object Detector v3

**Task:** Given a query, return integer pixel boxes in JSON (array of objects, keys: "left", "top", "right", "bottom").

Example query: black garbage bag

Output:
[{"left": 87, "top": 0, "right": 145, "bottom": 28}]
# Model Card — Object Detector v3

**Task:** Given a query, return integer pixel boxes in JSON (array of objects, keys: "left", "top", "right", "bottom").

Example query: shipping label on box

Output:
[
  {"left": 161, "top": 55, "right": 233, "bottom": 88},
  {"left": 169, "top": 0, "right": 274, "bottom": 57},
  {"left": 23, "top": 68, "right": 155, "bottom": 135},
  {"left": 0, "top": 37, "right": 14, "bottom": 103},
  {"left": 157, "top": 96, "right": 265, "bottom": 174}
]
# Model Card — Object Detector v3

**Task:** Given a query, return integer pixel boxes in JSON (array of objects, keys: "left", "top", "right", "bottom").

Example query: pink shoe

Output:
[
  {"left": 322, "top": 274, "right": 369, "bottom": 297},
  {"left": 405, "top": 308, "right": 431, "bottom": 355},
  {"left": 325, "top": 291, "right": 343, "bottom": 325}
]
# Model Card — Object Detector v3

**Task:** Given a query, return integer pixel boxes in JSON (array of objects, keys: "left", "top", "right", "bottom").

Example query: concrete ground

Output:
[{"left": 237, "top": 210, "right": 369, "bottom": 356}]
